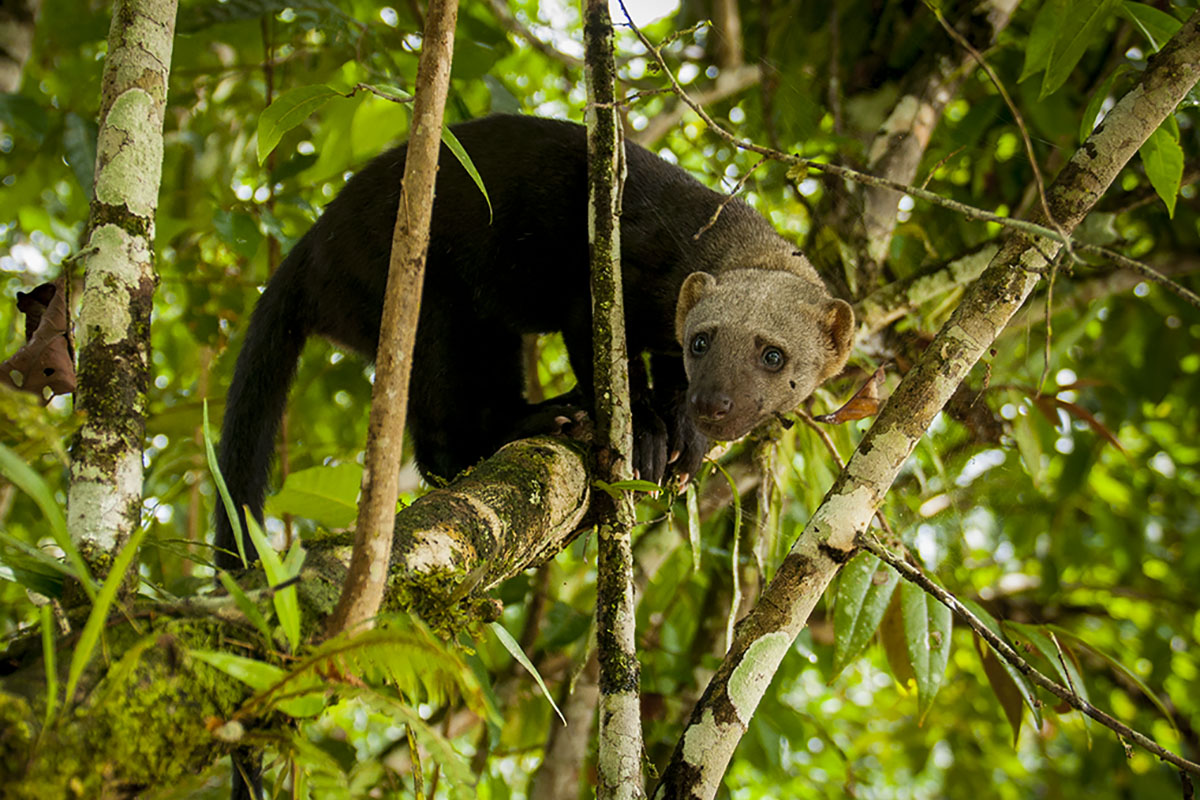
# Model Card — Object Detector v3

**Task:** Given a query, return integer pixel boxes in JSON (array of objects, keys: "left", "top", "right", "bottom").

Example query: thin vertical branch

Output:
[
  {"left": 326, "top": 0, "right": 459, "bottom": 636},
  {"left": 584, "top": 0, "right": 643, "bottom": 797}
]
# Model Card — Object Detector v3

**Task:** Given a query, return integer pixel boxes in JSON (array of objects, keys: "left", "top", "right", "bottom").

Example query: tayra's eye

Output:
[
  {"left": 761, "top": 346, "right": 784, "bottom": 370},
  {"left": 691, "top": 333, "right": 709, "bottom": 355}
]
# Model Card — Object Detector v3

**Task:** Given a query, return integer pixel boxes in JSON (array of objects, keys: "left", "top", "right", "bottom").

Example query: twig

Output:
[
  {"left": 928, "top": 5, "right": 1073, "bottom": 261},
  {"left": 694, "top": 155, "right": 768, "bottom": 239},
  {"left": 617, "top": 7, "right": 1200, "bottom": 313},
  {"left": 859, "top": 533, "right": 1200, "bottom": 778}
]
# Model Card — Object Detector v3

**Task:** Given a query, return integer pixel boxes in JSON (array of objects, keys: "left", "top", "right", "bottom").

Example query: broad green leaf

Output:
[
  {"left": 442, "top": 124, "right": 493, "bottom": 223},
  {"left": 0, "top": 443, "right": 95, "bottom": 599},
  {"left": 212, "top": 208, "right": 262, "bottom": 260},
  {"left": 1041, "top": 0, "right": 1120, "bottom": 99},
  {"left": 203, "top": 401, "right": 246, "bottom": 568},
  {"left": 265, "top": 463, "right": 363, "bottom": 530},
  {"left": 244, "top": 514, "right": 302, "bottom": 653},
  {"left": 1139, "top": 124, "right": 1183, "bottom": 217},
  {"left": 832, "top": 552, "right": 899, "bottom": 677},
  {"left": 605, "top": 479, "right": 662, "bottom": 494},
  {"left": 900, "top": 579, "right": 952, "bottom": 722},
  {"left": 257, "top": 84, "right": 340, "bottom": 164},
  {"left": 64, "top": 525, "right": 148, "bottom": 706},
  {"left": 217, "top": 570, "right": 274, "bottom": 647},
  {"left": 490, "top": 621, "right": 565, "bottom": 724},
  {"left": 1120, "top": 2, "right": 1182, "bottom": 52},
  {"left": 961, "top": 598, "right": 1042, "bottom": 741},
  {"left": 1079, "top": 66, "right": 1128, "bottom": 143},
  {"left": 1020, "top": 0, "right": 1069, "bottom": 83},
  {"left": 190, "top": 649, "right": 326, "bottom": 718},
  {"left": 1046, "top": 624, "right": 1175, "bottom": 729}
]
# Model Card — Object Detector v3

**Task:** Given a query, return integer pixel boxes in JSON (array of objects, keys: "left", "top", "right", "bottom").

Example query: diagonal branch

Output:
[{"left": 653, "top": 12, "right": 1200, "bottom": 799}]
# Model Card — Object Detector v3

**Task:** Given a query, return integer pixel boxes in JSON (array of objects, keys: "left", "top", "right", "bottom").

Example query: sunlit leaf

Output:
[
  {"left": 900, "top": 579, "right": 952, "bottom": 723},
  {"left": 257, "top": 84, "right": 341, "bottom": 164},
  {"left": 1139, "top": 124, "right": 1183, "bottom": 218},
  {"left": 832, "top": 551, "right": 899, "bottom": 677},
  {"left": 265, "top": 463, "right": 363, "bottom": 530},
  {"left": 1119, "top": 2, "right": 1182, "bottom": 52},
  {"left": 490, "top": 621, "right": 565, "bottom": 724},
  {"left": 1041, "top": 0, "right": 1121, "bottom": 99}
]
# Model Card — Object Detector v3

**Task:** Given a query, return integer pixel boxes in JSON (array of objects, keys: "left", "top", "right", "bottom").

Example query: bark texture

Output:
[
  {"left": 327, "top": 0, "right": 459, "bottom": 635},
  {"left": 67, "top": 0, "right": 176, "bottom": 560},
  {"left": 0, "top": 435, "right": 589, "bottom": 796},
  {"left": 585, "top": 0, "right": 644, "bottom": 796},
  {"left": 654, "top": 12, "right": 1200, "bottom": 799}
]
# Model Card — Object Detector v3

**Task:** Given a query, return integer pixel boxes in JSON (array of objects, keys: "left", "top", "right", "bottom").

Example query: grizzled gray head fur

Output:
[{"left": 675, "top": 268, "right": 854, "bottom": 441}]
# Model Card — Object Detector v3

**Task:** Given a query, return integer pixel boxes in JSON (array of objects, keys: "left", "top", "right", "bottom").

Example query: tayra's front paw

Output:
[
  {"left": 632, "top": 406, "right": 669, "bottom": 484},
  {"left": 668, "top": 412, "right": 709, "bottom": 484}
]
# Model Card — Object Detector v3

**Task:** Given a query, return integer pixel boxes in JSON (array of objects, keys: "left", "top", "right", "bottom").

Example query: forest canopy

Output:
[{"left": 1, "top": 1, "right": 1198, "bottom": 798}]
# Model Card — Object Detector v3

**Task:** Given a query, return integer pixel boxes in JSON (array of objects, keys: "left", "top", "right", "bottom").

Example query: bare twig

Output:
[
  {"left": 859, "top": 534, "right": 1200, "bottom": 778},
  {"left": 619, "top": 10, "right": 1200, "bottom": 312},
  {"left": 694, "top": 155, "right": 768, "bottom": 240}
]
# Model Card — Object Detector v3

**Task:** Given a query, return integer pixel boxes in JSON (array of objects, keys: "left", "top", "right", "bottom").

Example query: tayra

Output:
[{"left": 213, "top": 114, "right": 853, "bottom": 570}]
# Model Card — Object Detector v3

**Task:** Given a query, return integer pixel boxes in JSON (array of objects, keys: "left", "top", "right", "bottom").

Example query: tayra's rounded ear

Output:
[
  {"left": 675, "top": 272, "right": 717, "bottom": 344},
  {"left": 823, "top": 298, "right": 855, "bottom": 374}
]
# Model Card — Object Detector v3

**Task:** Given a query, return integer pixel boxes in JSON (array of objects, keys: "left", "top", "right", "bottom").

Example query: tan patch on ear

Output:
[
  {"left": 822, "top": 299, "right": 855, "bottom": 379},
  {"left": 675, "top": 272, "right": 717, "bottom": 344}
]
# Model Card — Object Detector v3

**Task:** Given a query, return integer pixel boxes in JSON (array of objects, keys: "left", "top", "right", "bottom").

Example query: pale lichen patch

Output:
[
  {"left": 728, "top": 630, "right": 790, "bottom": 726},
  {"left": 95, "top": 89, "right": 165, "bottom": 217}
]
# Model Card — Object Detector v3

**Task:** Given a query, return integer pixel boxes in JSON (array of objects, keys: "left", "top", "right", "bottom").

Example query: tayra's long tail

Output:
[{"left": 213, "top": 241, "right": 311, "bottom": 570}]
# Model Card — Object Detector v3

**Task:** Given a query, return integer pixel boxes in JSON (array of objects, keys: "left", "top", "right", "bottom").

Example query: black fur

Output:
[{"left": 214, "top": 115, "right": 793, "bottom": 569}]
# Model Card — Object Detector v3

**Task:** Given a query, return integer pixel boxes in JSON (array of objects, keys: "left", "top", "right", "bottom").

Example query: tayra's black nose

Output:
[{"left": 691, "top": 390, "right": 732, "bottom": 421}]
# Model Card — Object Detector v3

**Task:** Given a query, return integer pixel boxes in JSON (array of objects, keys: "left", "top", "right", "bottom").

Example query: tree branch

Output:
[
  {"left": 653, "top": 12, "right": 1200, "bottom": 798},
  {"left": 327, "top": 0, "right": 459, "bottom": 635},
  {"left": 858, "top": 534, "right": 1200, "bottom": 777}
]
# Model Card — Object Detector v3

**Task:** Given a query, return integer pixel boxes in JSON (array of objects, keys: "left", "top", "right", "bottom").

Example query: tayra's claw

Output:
[{"left": 667, "top": 449, "right": 681, "bottom": 464}]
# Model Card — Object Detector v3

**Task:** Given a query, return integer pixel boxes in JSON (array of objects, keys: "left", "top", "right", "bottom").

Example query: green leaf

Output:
[
  {"left": 244, "top": 514, "right": 302, "bottom": 653},
  {"left": 0, "top": 443, "right": 96, "bottom": 599},
  {"left": 265, "top": 463, "right": 363, "bottom": 529},
  {"left": 1020, "top": 0, "right": 1069, "bottom": 83},
  {"left": 1139, "top": 124, "right": 1183, "bottom": 218},
  {"left": 489, "top": 621, "right": 565, "bottom": 724},
  {"left": 686, "top": 481, "right": 701, "bottom": 572},
  {"left": 960, "top": 598, "right": 1042, "bottom": 741},
  {"left": 203, "top": 401, "right": 246, "bottom": 567},
  {"left": 62, "top": 112, "right": 98, "bottom": 199},
  {"left": 64, "top": 525, "right": 148, "bottom": 706},
  {"left": 1119, "top": 2, "right": 1182, "bottom": 52},
  {"left": 212, "top": 209, "right": 263, "bottom": 260},
  {"left": 257, "top": 84, "right": 341, "bottom": 165},
  {"left": 1046, "top": 624, "right": 1175, "bottom": 729},
  {"left": 217, "top": 570, "right": 274, "bottom": 647},
  {"left": 900, "top": 579, "right": 952, "bottom": 723},
  {"left": 442, "top": 124, "right": 493, "bottom": 223},
  {"left": 1041, "top": 0, "right": 1120, "bottom": 99},
  {"left": 190, "top": 649, "right": 326, "bottom": 718},
  {"left": 1079, "top": 66, "right": 1128, "bottom": 143},
  {"left": 832, "top": 552, "right": 900, "bottom": 677}
]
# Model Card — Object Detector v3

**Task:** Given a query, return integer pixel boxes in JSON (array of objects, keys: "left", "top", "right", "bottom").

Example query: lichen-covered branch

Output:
[
  {"left": 584, "top": 0, "right": 644, "bottom": 796},
  {"left": 1, "top": 435, "right": 590, "bottom": 797},
  {"left": 654, "top": 12, "right": 1200, "bottom": 799},
  {"left": 327, "top": 0, "right": 458, "bottom": 636},
  {"left": 67, "top": 0, "right": 176, "bottom": 562}
]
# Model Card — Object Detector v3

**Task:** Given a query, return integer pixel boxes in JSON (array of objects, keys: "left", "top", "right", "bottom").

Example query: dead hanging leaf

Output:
[
  {"left": 813, "top": 365, "right": 886, "bottom": 424},
  {"left": 1, "top": 280, "right": 76, "bottom": 403}
]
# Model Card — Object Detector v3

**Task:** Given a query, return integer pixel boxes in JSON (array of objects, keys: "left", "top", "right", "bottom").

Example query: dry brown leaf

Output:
[{"left": 0, "top": 280, "right": 76, "bottom": 402}]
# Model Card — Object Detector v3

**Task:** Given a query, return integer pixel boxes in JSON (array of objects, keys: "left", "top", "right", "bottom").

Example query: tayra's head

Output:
[{"left": 675, "top": 269, "right": 854, "bottom": 441}]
